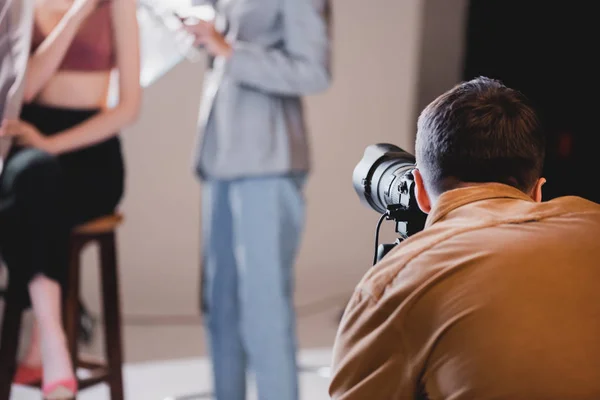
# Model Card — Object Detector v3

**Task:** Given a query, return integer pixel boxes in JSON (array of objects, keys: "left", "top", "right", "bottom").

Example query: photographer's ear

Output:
[
  {"left": 532, "top": 177, "right": 546, "bottom": 203},
  {"left": 413, "top": 169, "right": 432, "bottom": 214}
]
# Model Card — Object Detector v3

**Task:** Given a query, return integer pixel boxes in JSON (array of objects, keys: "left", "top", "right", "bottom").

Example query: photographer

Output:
[{"left": 330, "top": 77, "right": 600, "bottom": 399}]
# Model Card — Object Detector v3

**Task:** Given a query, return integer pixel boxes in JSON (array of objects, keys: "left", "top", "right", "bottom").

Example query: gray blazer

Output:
[{"left": 193, "top": 0, "right": 331, "bottom": 180}]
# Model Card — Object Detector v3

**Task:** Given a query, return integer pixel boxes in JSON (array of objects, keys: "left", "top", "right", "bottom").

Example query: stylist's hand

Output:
[
  {"left": 183, "top": 20, "right": 233, "bottom": 59},
  {"left": 0, "top": 120, "right": 57, "bottom": 154}
]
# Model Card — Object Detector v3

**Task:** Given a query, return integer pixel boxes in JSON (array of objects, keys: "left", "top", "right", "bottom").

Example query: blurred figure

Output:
[
  {"left": 184, "top": 0, "right": 331, "bottom": 398},
  {"left": 0, "top": 0, "right": 140, "bottom": 397},
  {"left": 0, "top": 0, "right": 33, "bottom": 133}
]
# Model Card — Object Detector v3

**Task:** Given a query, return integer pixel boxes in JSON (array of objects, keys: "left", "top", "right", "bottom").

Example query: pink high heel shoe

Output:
[
  {"left": 42, "top": 378, "right": 78, "bottom": 400},
  {"left": 13, "top": 364, "right": 43, "bottom": 385}
]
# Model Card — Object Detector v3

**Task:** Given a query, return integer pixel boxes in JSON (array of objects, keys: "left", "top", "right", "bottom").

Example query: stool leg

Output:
[
  {"left": 99, "top": 232, "right": 124, "bottom": 400},
  {"left": 0, "top": 281, "right": 25, "bottom": 400},
  {"left": 64, "top": 237, "right": 83, "bottom": 375}
]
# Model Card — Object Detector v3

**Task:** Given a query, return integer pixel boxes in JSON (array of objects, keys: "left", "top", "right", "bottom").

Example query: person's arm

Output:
[
  {"left": 23, "top": 0, "right": 100, "bottom": 103},
  {"left": 226, "top": 0, "right": 331, "bottom": 96},
  {"left": 329, "top": 288, "right": 415, "bottom": 400},
  {"left": 47, "top": 0, "right": 141, "bottom": 154}
]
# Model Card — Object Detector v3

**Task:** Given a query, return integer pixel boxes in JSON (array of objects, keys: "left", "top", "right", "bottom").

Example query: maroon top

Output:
[{"left": 31, "top": 2, "right": 116, "bottom": 71}]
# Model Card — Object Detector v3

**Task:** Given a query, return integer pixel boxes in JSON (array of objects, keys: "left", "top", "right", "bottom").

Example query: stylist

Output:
[{"left": 184, "top": 0, "right": 331, "bottom": 399}]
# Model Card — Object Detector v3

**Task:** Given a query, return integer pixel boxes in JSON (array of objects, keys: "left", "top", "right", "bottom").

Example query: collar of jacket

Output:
[{"left": 425, "top": 183, "right": 534, "bottom": 228}]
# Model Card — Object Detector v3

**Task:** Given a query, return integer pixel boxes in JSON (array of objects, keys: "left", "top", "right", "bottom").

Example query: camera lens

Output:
[{"left": 353, "top": 143, "right": 418, "bottom": 214}]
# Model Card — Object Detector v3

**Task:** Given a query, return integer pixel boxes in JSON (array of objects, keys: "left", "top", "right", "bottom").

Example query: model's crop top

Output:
[{"left": 31, "top": 2, "right": 115, "bottom": 71}]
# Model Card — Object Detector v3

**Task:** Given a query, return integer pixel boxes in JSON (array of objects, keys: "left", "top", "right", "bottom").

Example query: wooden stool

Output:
[
  {"left": 0, "top": 276, "right": 27, "bottom": 400},
  {"left": 0, "top": 214, "right": 125, "bottom": 400}
]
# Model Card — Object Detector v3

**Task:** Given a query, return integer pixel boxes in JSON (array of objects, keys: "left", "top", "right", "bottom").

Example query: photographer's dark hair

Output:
[{"left": 416, "top": 76, "right": 545, "bottom": 196}]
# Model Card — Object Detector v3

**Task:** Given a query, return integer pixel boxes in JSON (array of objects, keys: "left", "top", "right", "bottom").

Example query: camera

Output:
[{"left": 353, "top": 144, "right": 427, "bottom": 264}]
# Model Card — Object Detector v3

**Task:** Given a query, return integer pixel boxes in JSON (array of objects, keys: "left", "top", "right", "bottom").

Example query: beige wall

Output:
[
  {"left": 79, "top": 0, "right": 467, "bottom": 319},
  {"left": 415, "top": 0, "right": 468, "bottom": 117}
]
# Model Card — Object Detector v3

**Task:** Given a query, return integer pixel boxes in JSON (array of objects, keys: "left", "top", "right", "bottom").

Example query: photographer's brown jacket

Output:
[{"left": 330, "top": 183, "right": 600, "bottom": 399}]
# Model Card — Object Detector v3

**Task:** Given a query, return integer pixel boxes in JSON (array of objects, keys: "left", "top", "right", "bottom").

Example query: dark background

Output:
[{"left": 463, "top": 0, "right": 599, "bottom": 202}]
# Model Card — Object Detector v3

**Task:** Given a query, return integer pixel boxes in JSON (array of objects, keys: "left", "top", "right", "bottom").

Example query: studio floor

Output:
[
  {"left": 11, "top": 348, "right": 333, "bottom": 400},
  {"left": 8, "top": 303, "right": 341, "bottom": 400}
]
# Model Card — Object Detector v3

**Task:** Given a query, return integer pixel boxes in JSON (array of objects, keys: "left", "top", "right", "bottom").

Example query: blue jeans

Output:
[{"left": 201, "top": 175, "right": 305, "bottom": 400}]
